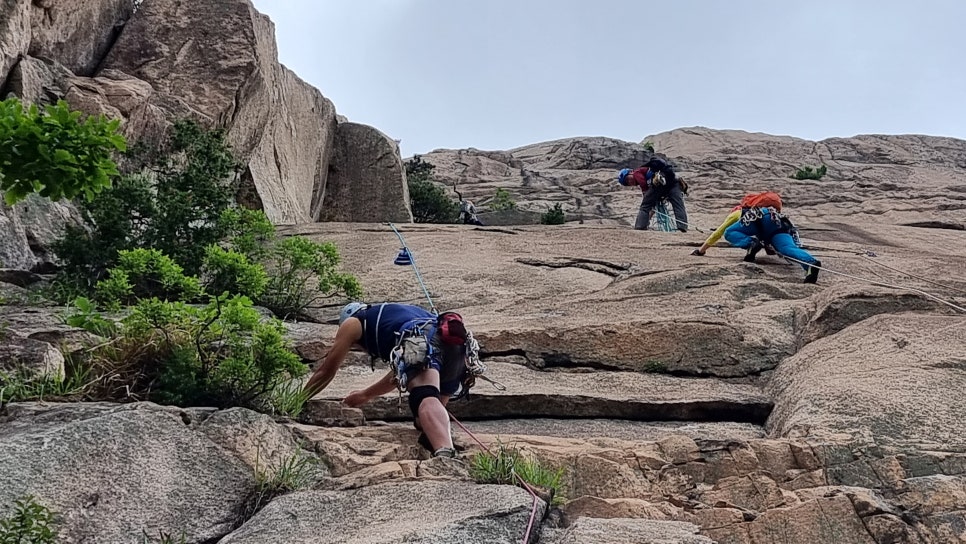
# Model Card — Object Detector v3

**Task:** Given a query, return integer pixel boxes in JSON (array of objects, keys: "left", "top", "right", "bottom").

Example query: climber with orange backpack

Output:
[
  {"left": 303, "top": 302, "right": 483, "bottom": 458},
  {"left": 691, "top": 191, "right": 787, "bottom": 256},
  {"left": 723, "top": 198, "right": 821, "bottom": 283}
]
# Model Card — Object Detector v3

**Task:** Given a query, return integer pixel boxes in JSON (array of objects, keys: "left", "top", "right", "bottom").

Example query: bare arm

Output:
[
  {"left": 302, "top": 318, "right": 363, "bottom": 399},
  {"left": 344, "top": 371, "right": 397, "bottom": 407}
]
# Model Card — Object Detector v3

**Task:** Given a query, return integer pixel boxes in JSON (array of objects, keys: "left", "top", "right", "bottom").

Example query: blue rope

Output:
[
  {"left": 655, "top": 200, "right": 675, "bottom": 232},
  {"left": 388, "top": 223, "right": 438, "bottom": 314}
]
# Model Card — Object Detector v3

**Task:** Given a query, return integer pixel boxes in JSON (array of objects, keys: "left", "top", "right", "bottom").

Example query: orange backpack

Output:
[{"left": 740, "top": 191, "right": 783, "bottom": 211}]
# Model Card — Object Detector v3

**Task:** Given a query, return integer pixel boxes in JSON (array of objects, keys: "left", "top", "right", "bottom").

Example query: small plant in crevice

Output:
[
  {"left": 643, "top": 360, "right": 668, "bottom": 373},
  {"left": 139, "top": 529, "right": 187, "bottom": 544},
  {"left": 243, "top": 449, "right": 323, "bottom": 518},
  {"left": 540, "top": 203, "right": 566, "bottom": 225},
  {"left": 0, "top": 495, "right": 59, "bottom": 544},
  {"left": 791, "top": 164, "right": 827, "bottom": 181},
  {"left": 470, "top": 443, "right": 566, "bottom": 505}
]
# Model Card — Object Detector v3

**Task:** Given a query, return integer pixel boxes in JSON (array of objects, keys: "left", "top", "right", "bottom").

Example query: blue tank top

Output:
[{"left": 355, "top": 303, "right": 436, "bottom": 361}]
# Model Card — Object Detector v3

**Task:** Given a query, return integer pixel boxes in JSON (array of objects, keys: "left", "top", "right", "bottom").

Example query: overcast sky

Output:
[{"left": 250, "top": 0, "right": 966, "bottom": 157}]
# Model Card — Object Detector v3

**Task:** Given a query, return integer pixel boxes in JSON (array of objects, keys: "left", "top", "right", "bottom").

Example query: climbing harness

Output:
[{"left": 448, "top": 411, "right": 541, "bottom": 544}]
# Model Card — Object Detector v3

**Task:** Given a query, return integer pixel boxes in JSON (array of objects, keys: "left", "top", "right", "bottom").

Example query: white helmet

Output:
[{"left": 339, "top": 302, "right": 366, "bottom": 325}]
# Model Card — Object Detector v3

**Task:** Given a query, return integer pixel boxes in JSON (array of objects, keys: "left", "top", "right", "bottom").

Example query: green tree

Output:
[
  {"left": 54, "top": 120, "right": 239, "bottom": 285},
  {"left": 0, "top": 98, "right": 126, "bottom": 205},
  {"left": 405, "top": 155, "right": 458, "bottom": 223},
  {"left": 643, "top": 141, "right": 655, "bottom": 153}
]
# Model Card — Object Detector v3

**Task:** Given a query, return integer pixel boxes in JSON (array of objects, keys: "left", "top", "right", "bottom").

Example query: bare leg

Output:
[{"left": 407, "top": 369, "right": 453, "bottom": 451}]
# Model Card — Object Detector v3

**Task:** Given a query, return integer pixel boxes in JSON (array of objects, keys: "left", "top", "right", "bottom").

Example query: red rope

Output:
[{"left": 448, "top": 411, "right": 541, "bottom": 544}]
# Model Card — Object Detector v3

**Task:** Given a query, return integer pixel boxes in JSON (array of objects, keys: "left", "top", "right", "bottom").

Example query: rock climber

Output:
[
  {"left": 454, "top": 184, "right": 484, "bottom": 226},
  {"left": 691, "top": 191, "right": 788, "bottom": 256},
  {"left": 617, "top": 156, "right": 689, "bottom": 232},
  {"left": 303, "top": 302, "right": 479, "bottom": 458},
  {"left": 724, "top": 205, "right": 821, "bottom": 283}
]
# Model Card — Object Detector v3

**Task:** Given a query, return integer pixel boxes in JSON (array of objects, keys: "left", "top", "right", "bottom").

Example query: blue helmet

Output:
[
  {"left": 617, "top": 168, "right": 632, "bottom": 186},
  {"left": 339, "top": 302, "right": 366, "bottom": 325}
]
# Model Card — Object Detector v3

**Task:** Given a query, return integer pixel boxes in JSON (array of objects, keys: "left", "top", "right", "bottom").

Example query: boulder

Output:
[
  {"left": 243, "top": 66, "right": 338, "bottom": 224},
  {"left": 0, "top": 334, "right": 64, "bottom": 380},
  {"left": 319, "top": 122, "right": 413, "bottom": 223},
  {"left": 0, "top": 402, "right": 255, "bottom": 543},
  {"left": 219, "top": 481, "right": 544, "bottom": 544},
  {"left": 0, "top": 194, "right": 81, "bottom": 271},
  {"left": 767, "top": 313, "right": 966, "bottom": 449}
]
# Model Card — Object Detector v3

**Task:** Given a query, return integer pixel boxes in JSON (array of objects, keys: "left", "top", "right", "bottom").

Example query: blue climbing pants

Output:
[{"left": 724, "top": 210, "right": 818, "bottom": 272}]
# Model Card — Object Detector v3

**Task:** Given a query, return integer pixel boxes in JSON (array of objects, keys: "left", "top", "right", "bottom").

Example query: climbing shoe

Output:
[
  {"left": 804, "top": 261, "right": 821, "bottom": 284},
  {"left": 432, "top": 447, "right": 457, "bottom": 458},
  {"left": 764, "top": 245, "right": 777, "bottom": 256},
  {"left": 743, "top": 242, "right": 763, "bottom": 263}
]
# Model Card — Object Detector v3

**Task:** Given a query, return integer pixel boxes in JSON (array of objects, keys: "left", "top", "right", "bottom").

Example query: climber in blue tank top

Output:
[{"left": 302, "top": 302, "right": 475, "bottom": 459}]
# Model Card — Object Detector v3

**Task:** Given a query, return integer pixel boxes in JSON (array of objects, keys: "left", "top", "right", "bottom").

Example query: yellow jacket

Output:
[{"left": 703, "top": 209, "right": 742, "bottom": 247}]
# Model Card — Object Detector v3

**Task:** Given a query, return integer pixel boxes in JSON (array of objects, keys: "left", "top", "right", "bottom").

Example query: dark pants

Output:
[{"left": 635, "top": 182, "right": 688, "bottom": 232}]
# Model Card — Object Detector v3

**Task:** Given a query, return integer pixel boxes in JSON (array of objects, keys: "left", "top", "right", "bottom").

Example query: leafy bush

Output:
[
  {"left": 791, "top": 164, "right": 827, "bottom": 180},
  {"left": 540, "top": 203, "right": 566, "bottom": 225},
  {"left": 405, "top": 155, "right": 458, "bottom": 223},
  {"left": 95, "top": 249, "right": 202, "bottom": 309},
  {"left": 0, "top": 98, "right": 126, "bottom": 205},
  {"left": 489, "top": 188, "right": 516, "bottom": 211},
  {"left": 470, "top": 443, "right": 566, "bottom": 505},
  {"left": 53, "top": 120, "right": 239, "bottom": 288},
  {"left": 257, "top": 236, "right": 362, "bottom": 319},
  {"left": 643, "top": 141, "right": 655, "bottom": 152},
  {"left": 201, "top": 245, "right": 269, "bottom": 300},
  {"left": 0, "top": 496, "right": 58, "bottom": 544},
  {"left": 121, "top": 295, "right": 306, "bottom": 410}
]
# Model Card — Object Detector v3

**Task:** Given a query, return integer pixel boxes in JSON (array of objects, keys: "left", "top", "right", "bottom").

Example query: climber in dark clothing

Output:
[
  {"left": 617, "top": 157, "right": 689, "bottom": 232},
  {"left": 303, "top": 302, "right": 477, "bottom": 458},
  {"left": 454, "top": 184, "right": 484, "bottom": 226}
]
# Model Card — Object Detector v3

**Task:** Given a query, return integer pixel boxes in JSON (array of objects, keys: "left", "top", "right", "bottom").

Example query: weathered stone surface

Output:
[
  {"left": 220, "top": 481, "right": 544, "bottom": 544},
  {"left": 200, "top": 407, "right": 308, "bottom": 477},
  {"left": 0, "top": 0, "right": 31, "bottom": 91},
  {"left": 544, "top": 518, "right": 713, "bottom": 544},
  {"left": 0, "top": 195, "right": 81, "bottom": 271},
  {"left": 0, "top": 403, "right": 255, "bottom": 544},
  {"left": 244, "top": 66, "right": 338, "bottom": 224},
  {"left": 319, "top": 122, "right": 413, "bottom": 223},
  {"left": 28, "top": 0, "right": 134, "bottom": 76},
  {"left": 767, "top": 314, "right": 966, "bottom": 449},
  {"left": 0, "top": 268, "right": 43, "bottom": 287},
  {"left": 311, "top": 362, "right": 771, "bottom": 422},
  {"left": 0, "top": 333, "right": 64, "bottom": 379}
]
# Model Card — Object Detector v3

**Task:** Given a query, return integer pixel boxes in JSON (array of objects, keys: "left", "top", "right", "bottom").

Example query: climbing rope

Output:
[
  {"left": 779, "top": 255, "right": 966, "bottom": 313},
  {"left": 388, "top": 222, "right": 438, "bottom": 314},
  {"left": 651, "top": 208, "right": 707, "bottom": 233},
  {"left": 448, "top": 411, "right": 541, "bottom": 544},
  {"left": 859, "top": 253, "right": 966, "bottom": 296},
  {"left": 654, "top": 201, "right": 675, "bottom": 232}
]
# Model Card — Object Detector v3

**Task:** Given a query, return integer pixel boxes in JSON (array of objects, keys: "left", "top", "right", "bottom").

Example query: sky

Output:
[{"left": 250, "top": 0, "right": 966, "bottom": 158}]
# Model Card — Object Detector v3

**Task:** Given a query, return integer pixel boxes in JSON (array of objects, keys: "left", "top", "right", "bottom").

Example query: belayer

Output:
[{"left": 617, "top": 156, "right": 689, "bottom": 232}]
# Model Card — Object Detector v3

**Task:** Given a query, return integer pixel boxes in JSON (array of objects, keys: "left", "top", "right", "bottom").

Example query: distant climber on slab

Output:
[
  {"left": 454, "top": 184, "right": 484, "bottom": 226},
  {"left": 617, "top": 156, "right": 689, "bottom": 232}
]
